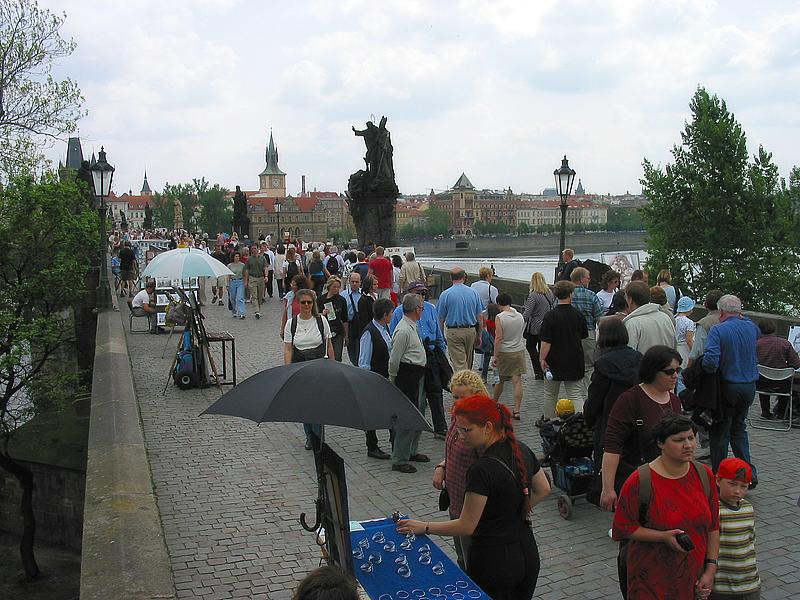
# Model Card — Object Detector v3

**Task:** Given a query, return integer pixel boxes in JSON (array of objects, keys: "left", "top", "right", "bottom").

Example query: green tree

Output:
[
  {"left": 640, "top": 87, "right": 799, "bottom": 313},
  {"left": 0, "top": 172, "right": 97, "bottom": 579},
  {"left": 516, "top": 222, "right": 531, "bottom": 235},
  {"left": 150, "top": 191, "right": 172, "bottom": 229},
  {"left": 196, "top": 179, "right": 230, "bottom": 235},
  {"left": 161, "top": 182, "right": 196, "bottom": 231},
  {"left": 424, "top": 204, "right": 451, "bottom": 237},
  {"left": 0, "top": 0, "right": 85, "bottom": 179},
  {"left": 606, "top": 207, "right": 644, "bottom": 231}
]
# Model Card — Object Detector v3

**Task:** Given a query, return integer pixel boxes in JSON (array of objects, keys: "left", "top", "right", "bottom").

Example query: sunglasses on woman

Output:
[
  {"left": 299, "top": 300, "right": 314, "bottom": 305},
  {"left": 660, "top": 367, "right": 682, "bottom": 376}
]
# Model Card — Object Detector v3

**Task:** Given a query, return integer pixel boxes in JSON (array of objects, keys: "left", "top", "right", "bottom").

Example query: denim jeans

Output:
[
  {"left": 229, "top": 279, "right": 245, "bottom": 317},
  {"left": 710, "top": 381, "right": 757, "bottom": 479}
]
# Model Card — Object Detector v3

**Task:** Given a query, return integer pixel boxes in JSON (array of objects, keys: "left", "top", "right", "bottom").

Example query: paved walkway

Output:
[{"left": 125, "top": 296, "right": 800, "bottom": 600}]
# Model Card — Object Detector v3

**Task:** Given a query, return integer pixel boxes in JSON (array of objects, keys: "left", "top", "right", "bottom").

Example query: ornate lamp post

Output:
[
  {"left": 554, "top": 155, "right": 576, "bottom": 274},
  {"left": 90, "top": 146, "right": 115, "bottom": 310},
  {"left": 274, "top": 200, "right": 282, "bottom": 243}
]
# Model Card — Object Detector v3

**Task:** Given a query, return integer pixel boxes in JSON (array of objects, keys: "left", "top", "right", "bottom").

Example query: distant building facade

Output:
[{"left": 238, "top": 131, "right": 353, "bottom": 241}]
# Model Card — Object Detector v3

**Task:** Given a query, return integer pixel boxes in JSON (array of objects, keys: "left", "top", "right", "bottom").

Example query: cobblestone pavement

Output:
[{"left": 125, "top": 295, "right": 800, "bottom": 600}]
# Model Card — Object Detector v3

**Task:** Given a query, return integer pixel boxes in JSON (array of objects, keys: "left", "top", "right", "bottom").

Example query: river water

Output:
[{"left": 418, "top": 250, "right": 648, "bottom": 284}]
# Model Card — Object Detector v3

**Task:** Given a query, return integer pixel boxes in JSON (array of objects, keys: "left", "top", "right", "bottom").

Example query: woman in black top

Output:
[
  {"left": 585, "top": 319, "right": 642, "bottom": 470},
  {"left": 350, "top": 274, "right": 376, "bottom": 345},
  {"left": 398, "top": 395, "right": 551, "bottom": 600},
  {"left": 317, "top": 276, "right": 348, "bottom": 362}
]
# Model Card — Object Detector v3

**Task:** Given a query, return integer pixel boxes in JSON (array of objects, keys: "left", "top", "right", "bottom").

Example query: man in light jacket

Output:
[{"left": 622, "top": 281, "right": 676, "bottom": 354}]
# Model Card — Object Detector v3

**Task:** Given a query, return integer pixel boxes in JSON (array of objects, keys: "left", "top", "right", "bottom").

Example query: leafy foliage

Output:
[
  {"left": 195, "top": 179, "right": 231, "bottom": 235},
  {"left": 640, "top": 87, "right": 800, "bottom": 314},
  {"left": 0, "top": 0, "right": 85, "bottom": 179}
]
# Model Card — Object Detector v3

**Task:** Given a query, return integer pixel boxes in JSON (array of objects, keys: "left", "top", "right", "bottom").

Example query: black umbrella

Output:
[
  {"left": 202, "top": 359, "right": 433, "bottom": 433},
  {"left": 582, "top": 258, "right": 611, "bottom": 293}
]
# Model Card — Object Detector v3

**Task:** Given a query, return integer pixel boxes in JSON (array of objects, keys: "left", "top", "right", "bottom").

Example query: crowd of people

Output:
[{"left": 125, "top": 232, "right": 785, "bottom": 599}]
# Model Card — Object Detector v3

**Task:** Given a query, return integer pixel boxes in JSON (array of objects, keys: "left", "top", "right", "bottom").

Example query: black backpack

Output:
[
  {"left": 326, "top": 255, "right": 340, "bottom": 276},
  {"left": 286, "top": 260, "right": 300, "bottom": 280}
]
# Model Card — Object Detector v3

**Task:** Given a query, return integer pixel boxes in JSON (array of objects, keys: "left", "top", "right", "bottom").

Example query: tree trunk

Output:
[{"left": 0, "top": 451, "right": 41, "bottom": 580}]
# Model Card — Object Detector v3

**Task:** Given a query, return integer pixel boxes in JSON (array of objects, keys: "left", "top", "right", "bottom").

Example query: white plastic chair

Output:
[{"left": 751, "top": 365, "right": 795, "bottom": 432}]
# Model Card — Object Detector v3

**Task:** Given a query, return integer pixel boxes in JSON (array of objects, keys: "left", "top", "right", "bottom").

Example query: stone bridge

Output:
[{"left": 82, "top": 274, "right": 800, "bottom": 599}]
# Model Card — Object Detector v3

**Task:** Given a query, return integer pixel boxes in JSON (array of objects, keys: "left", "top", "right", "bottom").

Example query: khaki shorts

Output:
[{"left": 496, "top": 350, "right": 527, "bottom": 379}]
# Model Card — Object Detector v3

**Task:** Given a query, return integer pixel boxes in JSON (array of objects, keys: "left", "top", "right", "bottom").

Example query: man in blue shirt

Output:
[
  {"left": 358, "top": 298, "right": 394, "bottom": 460},
  {"left": 437, "top": 268, "right": 484, "bottom": 373},
  {"left": 703, "top": 294, "right": 760, "bottom": 484},
  {"left": 570, "top": 267, "right": 605, "bottom": 394},
  {"left": 390, "top": 283, "right": 449, "bottom": 437},
  {"left": 341, "top": 272, "right": 363, "bottom": 365}
]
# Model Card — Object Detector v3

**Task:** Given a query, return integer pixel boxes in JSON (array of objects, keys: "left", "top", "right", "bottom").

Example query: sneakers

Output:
[
  {"left": 255, "top": 312, "right": 261, "bottom": 319},
  {"left": 239, "top": 315, "right": 245, "bottom": 320},
  {"left": 392, "top": 463, "right": 417, "bottom": 473},
  {"left": 218, "top": 300, "right": 224, "bottom": 306},
  {"left": 211, "top": 295, "right": 218, "bottom": 304}
]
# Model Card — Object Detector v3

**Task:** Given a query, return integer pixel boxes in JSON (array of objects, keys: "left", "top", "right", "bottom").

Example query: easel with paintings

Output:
[{"left": 162, "top": 287, "right": 224, "bottom": 395}]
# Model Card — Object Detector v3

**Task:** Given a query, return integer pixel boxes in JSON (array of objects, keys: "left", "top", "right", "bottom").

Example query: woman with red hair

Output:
[{"left": 397, "top": 395, "right": 551, "bottom": 600}]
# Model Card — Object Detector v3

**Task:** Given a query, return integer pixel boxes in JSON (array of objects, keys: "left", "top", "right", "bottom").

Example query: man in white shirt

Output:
[
  {"left": 131, "top": 280, "right": 162, "bottom": 333},
  {"left": 261, "top": 240, "right": 276, "bottom": 299}
]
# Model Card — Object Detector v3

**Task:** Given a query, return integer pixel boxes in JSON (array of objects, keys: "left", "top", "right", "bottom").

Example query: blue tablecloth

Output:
[{"left": 351, "top": 518, "right": 488, "bottom": 600}]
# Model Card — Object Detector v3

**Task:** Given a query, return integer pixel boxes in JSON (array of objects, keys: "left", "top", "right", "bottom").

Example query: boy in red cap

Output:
[{"left": 710, "top": 458, "right": 761, "bottom": 599}]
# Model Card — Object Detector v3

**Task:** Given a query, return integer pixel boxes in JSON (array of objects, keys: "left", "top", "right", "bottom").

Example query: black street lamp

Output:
[
  {"left": 275, "top": 200, "right": 282, "bottom": 243},
  {"left": 554, "top": 155, "right": 576, "bottom": 275},
  {"left": 90, "top": 146, "right": 115, "bottom": 310}
]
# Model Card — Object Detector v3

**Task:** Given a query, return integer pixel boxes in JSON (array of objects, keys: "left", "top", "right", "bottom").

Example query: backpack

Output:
[
  {"left": 286, "top": 260, "right": 300, "bottom": 280},
  {"left": 617, "top": 461, "right": 713, "bottom": 597},
  {"left": 290, "top": 315, "right": 328, "bottom": 361},
  {"left": 174, "top": 330, "right": 203, "bottom": 389},
  {"left": 326, "top": 255, "right": 340, "bottom": 276}
]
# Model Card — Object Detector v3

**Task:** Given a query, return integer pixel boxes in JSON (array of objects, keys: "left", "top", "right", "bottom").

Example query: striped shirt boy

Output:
[{"left": 713, "top": 498, "right": 760, "bottom": 598}]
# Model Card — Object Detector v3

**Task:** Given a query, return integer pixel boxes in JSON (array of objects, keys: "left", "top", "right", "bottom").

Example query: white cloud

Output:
[{"left": 39, "top": 0, "right": 800, "bottom": 197}]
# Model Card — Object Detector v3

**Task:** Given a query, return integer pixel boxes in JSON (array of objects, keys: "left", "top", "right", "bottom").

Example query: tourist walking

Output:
[
  {"left": 318, "top": 276, "right": 347, "bottom": 362},
  {"left": 492, "top": 293, "right": 527, "bottom": 419},
  {"left": 244, "top": 243, "right": 268, "bottom": 319},
  {"left": 584, "top": 319, "right": 642, "bottom": 471},
  {"left": 341, "top": 272, "right": 363, "bottom": 365},
  {"left": 702, "top": 295, "right": 760, "bottom": 483},
  {"left": 612, "top": 412, "right": 719, "bottom": 600},
  {"left": 597, "top": 270, "right": 620, "bottom": 312},
  {"left": 399, "top": 251, "right": 426, "bottom": 293},
  {"left": 470, "top": 267, "right": 499, "bottom": 312},
  {"left": 599, "top": 345, "right": 684, "bottom": 512},
  {"left": 675, "top": 296, "right": 696, "bottom": 368},
  {"left": 437, "top": 268, "right": 484, "bottom": 372},
  {"left": 274, "top": 243, "right": 287, "bottom": 298},
  {"left": 388, "top": 294, "right": 429, "bottom": 474},
  {"left": 227, "top": 252, "right": 246, "bottom": 319},
  {"left": 358, "top": 298, "right": 394, "bottom": 461},
  {"left": 522, "top": 272, "right": 555, "bottom": 379},
  {"left": 431, "top": 369, "right": 490, "bottom": 569},
  {"left": 282, "top": 288, "right": 334, "bottom": 451},
  {"left": 539, "top": 281, "right": 588, "bottom": 417},
  {"left": 368, "top": 246, "right": 394, "bottom": 300},
  {"left": 398, "top": 394, "right": 551, "bottom": 600},
  {"left": 210, "top": 243, "right": 228, "bottom": 306},
  {"left": 389, "top": 282, "right": 449, "bottom": 437},
  {"left": 623, "top": 281, "right": 676, "bottom": 353}
]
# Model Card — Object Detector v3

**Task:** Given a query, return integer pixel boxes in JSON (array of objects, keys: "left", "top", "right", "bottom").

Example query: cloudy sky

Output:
[{"left": 42, "top": 0, "right": 799, "bottom": 197}]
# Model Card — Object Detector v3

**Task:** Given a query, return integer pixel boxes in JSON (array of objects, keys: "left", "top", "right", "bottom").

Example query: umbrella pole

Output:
[{"left": 300, "top": 430, "right": 325, "bottom": 533}]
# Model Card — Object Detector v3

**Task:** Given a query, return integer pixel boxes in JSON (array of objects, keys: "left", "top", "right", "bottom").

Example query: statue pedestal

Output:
[
  {"left": 233, "top": 217, "right": 251, "bottom": 239},
  {"left": 348, "top": 194, "right": 398, "bottom": 249}
]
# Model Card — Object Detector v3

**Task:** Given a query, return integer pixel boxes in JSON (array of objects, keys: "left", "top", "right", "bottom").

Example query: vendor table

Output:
[
  {"left": 350, "top": 518, "right": 487, "bottom": 600},
  {"left": 205, "top": 331, "right": 236, "bottom": 386}
]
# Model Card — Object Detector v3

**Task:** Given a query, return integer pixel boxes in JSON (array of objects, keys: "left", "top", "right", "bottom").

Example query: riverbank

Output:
[{"left": 411, "top": 231, "right": 646, "bottom": 258}]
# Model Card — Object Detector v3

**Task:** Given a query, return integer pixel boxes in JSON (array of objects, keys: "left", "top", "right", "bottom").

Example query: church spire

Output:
[
  {"left": 141, "top": 170, "right": 152, "bottom": 196},
  {"left": 259, "top": 130, "right": 286, "bottom": 177}
]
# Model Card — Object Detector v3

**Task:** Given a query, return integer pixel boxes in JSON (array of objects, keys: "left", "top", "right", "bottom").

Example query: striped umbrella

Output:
[{"left": 141, "top": 248, "right": 233, "bottom": 279}]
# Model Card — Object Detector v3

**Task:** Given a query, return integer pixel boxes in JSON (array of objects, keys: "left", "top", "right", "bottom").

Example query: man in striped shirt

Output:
[{"left": 711, "top": 458, "right": 760, "bottom": 600}]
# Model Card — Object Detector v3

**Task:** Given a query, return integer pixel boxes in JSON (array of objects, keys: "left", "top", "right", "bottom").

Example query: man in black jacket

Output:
[{"left": 358, "top": 298, "right": 394, "bottom": 460}]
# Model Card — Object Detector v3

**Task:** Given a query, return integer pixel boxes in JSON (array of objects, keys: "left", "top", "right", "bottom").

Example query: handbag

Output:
[
  {"left": 438, "top": 487, "right": 450, "bottom": 512},
  {"left": 586, "top": 393, "right": 646, "bottom": 506}
]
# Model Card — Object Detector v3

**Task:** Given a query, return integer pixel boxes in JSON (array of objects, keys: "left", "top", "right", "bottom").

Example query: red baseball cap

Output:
[{"left": 716, "top": 458, "right": 752, "bottom": 483}]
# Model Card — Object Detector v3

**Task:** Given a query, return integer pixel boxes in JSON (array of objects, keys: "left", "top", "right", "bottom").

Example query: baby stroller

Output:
[{"left": 536, "top": 412, "right": 595, "bottom": 520}]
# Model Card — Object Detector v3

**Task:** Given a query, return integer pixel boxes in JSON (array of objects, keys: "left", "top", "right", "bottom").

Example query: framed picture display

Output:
[
  {"left": 156, "top": 294, "right": 169, "bottom": 306},
  {"left": 788, "top": 325, "right": 800, "bottom": 355},
  {"left": 155, "top": 277, "right": 172, "bottom": 289}
]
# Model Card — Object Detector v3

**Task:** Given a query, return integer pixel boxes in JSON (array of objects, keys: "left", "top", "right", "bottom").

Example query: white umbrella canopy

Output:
[{"left": 142, "top": 248, "right": 233, "bottom": 279}]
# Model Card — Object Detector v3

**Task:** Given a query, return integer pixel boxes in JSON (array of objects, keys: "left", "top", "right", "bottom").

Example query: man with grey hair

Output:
[
  {"left": 388, "top": 293, "right": 429, "bottom": 473},
  {"left": 702, "top": 294, "right": 760, "bottom": 486}
]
